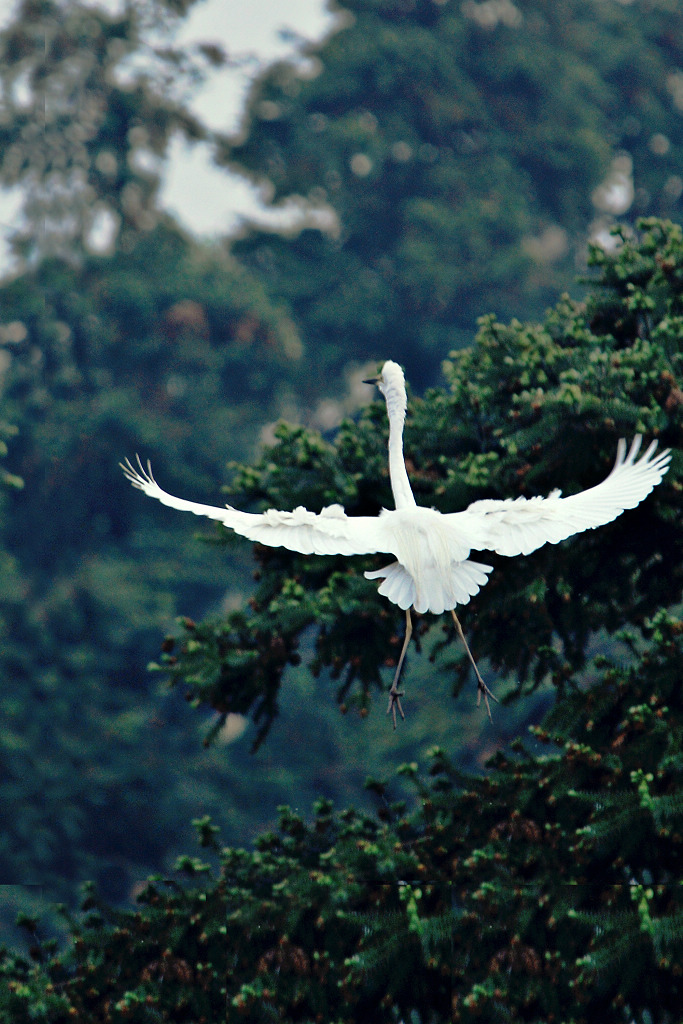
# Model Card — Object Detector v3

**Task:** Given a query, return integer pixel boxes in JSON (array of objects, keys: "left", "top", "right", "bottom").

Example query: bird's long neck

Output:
[{"left": 386, "top": 393, "right": 416, "bottom": 509}]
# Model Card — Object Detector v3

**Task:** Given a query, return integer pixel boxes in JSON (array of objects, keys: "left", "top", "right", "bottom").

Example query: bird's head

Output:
[{"left": 364, "top": 360, "right": 407, "bottom": 421}]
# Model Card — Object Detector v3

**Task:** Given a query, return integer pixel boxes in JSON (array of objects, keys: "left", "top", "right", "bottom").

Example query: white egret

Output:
[{"left": 121, "top": 360, "right": 671, "bottom": 726}]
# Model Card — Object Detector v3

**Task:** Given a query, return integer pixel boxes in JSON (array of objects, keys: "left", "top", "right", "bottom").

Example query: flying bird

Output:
[{"left": 121, "top": 360, "right": 671, "bottom": 726}]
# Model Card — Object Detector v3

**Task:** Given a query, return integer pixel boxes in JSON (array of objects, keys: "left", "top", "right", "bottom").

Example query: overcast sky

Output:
[
  {"left": 0, "top": 0, "right": 334, "bottom": 269},
  {"left": 161, "top": 0, "right": 335, "bottom": 234}
]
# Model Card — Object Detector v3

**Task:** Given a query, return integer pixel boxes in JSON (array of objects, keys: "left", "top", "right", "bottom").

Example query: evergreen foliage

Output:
[
  {"left": 0, "top": 222, "right": 306, "bottom": 907},
  {"left": 1, "top": 0, "right": 683, "bottom": 1017},
  {"left": 2, "top": 608, "right": 682, "bottom": 1021},
  {"left": 159, "top": 218, "right": 683, "bottom": 742},
  {"left": 3, "top": 220, "right": 679, "bottom": 1020}
]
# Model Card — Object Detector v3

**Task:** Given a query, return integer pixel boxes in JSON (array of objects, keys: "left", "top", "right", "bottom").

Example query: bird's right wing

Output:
[
  {"left": 454, "top": 436, "right": 671, "bottom": 557},
  {"left": 121, "top": 457, "right": 390, "bottom": 556}
]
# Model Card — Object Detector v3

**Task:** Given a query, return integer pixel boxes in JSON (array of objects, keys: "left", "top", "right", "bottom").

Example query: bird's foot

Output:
[
  {"left": 450, "top": 611, "right": 497, "bottom": 722},
  {"left": 387, "top": 682, "right": 405, "bottom": 729},
  {"left": 476, "top": 676, "right": 499, "bottom": 723}
]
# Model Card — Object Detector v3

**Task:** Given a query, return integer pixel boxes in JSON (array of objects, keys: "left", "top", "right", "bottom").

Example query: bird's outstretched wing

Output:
[
  {"left": 120, "top": 456, "right": 389, "bottom": 556},
  {"left": 456, "top": 436, "right": 671, "bottom": 557}
]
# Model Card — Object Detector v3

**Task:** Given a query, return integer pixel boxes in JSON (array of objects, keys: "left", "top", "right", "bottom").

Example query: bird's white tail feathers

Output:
[{"left": 364, "top": 559, "right": 493, "bottom": 615}]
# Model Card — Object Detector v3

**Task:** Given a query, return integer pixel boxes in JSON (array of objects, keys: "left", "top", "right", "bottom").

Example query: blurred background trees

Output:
[
  {"left": 0, "top": 0, "right": 212, "bottom": 262},
  {"left": 0, "top": 0, "right": 315, "bottom": 922},
  {"left": 227, "top": 0, "right": 683, "bottom": 388},
  {"left": 0, "top": 0, "right": 682, "bottom": 1017}
]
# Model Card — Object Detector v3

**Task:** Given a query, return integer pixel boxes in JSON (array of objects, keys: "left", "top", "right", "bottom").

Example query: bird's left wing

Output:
[
  {"left": 452, "top": 436, "right": 671, "bottom": 557},
  {"left": 121, "top": 457, "right": 389, "bottom": 556}
]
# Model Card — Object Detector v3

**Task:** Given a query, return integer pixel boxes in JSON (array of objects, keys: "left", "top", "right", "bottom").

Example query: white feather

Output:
[
  {"left": 457, "top": 436, "right": 670, "bottom": 557},
  {"left": 120, "top": 457, "right": 389, "bottom": 557}
]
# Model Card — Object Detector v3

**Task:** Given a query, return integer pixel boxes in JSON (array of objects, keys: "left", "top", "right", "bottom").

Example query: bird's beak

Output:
[{"left": 363, "top": 376, "right": 380, "bottom": 386}]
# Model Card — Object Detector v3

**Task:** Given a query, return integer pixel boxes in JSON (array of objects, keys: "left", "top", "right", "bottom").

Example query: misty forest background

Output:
[{"left": 1, "top": 0, "right": 683, "bottom": 1021}]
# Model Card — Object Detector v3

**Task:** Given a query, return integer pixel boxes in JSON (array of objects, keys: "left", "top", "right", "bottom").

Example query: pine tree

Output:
[
  {"left": 157, "top": 218, "right": 683, "bottom": 743},
  {"left": 4, "top": 219, "right": 680, "bottom": 1022}
]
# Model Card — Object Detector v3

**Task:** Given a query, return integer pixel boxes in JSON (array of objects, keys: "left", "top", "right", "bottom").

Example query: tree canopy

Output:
[
  {"left": 227, "top": 0, "right": 683, "bottom": 386},
  {"left": 2, "top": 217, "right": 683, "bottom": 1024},
  {"left": 156, "top": 219, "right": 683, "bottom": 746},
  {"left": 1, "top": 0, "right": 683, "bottom": 1019}
]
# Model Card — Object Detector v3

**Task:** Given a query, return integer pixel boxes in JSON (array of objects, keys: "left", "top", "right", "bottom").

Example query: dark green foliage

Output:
[
  {"left": 1, "top": 222, "right": 299, "bottom": 574},
  {"left": 0, "top": 419, "right": 21, "bottom": 492},
  {"left": 1, "top": 0, "right": 683, "bottom": 1013},
  {"left": 159, "top": 219, "right": 683, "bottom": 743},
  {"left": 19, "top": 219, "right": 673, "bottom": 1021},
  {"left": 3, "top": 219, "right": 683, "bottom": 1021},
  {"left": 227, "top": 0, "right": 683, "bottom": 386},
  {"left": 0, "top": 221, "right": 306, "bottom": 906},
  {"left": 2, "top": 609, "right": 682, "bottom": 1021},
  {"left": 5, "top": 220, "right": 672, "bottom": 1022}
]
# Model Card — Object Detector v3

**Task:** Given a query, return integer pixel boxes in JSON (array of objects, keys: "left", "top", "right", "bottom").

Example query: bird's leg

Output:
[
  {"left": 387, "top": 609, "right": 412, "bottom": 728},
  {"left": 450, "top": 610, "right": 498, "bottom": 722}
]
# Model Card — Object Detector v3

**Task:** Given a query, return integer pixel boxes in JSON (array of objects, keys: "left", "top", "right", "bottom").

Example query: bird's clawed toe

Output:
[
  {"left": 477, "top": 676, "right": 499, "bottom": 722},
  {"left": 387, "top": 683, "right": 405, "bottom": 729}
]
